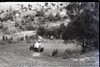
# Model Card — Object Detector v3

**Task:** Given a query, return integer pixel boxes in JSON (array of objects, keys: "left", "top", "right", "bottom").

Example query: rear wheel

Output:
[{"left": 30, "top": 46, "right": 32, "bottom": 50}]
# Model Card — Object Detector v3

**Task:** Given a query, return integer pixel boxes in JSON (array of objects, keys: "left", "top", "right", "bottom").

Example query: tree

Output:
[
  {"left": 28, "top": 4, "right": 32, "bottom": 10},
  {"left": 63, "top": 2, "right": 99, "bottom": 53},
  {"left": 26, "top": 25, "right": 36, "bottom": 30},
  {"left": 45, "top": 2, "right": 48, "bottom": 6},
  {"left": 47, "top": 13, "right": 55, "bottom": 21},
  {"left": 0, "top": 24, "right": 3, "bottom": 29},
  {"left": 54, "top": 13, "right": 61, "bottom": 21},
  {"left": 66, "top": 2, "right": 80, "bottom": 20},
  {"left": 59, "top": 23, "right": 66, "bottom": 36},
  {"left": 35, "top": 10, "right": 44, "bottom": 17},
  {"left": 37, "top": 26, "right": 46, "bottom": 36},
  {"left": 15, "top": 22, "right": 19, "bottom": 27}
]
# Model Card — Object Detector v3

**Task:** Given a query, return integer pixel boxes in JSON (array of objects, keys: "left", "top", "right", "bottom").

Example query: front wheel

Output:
[
  {"left": 38, "top": 46, "right": 44, "bottom": 52},
  {"left": 40, "top": 47, "right": 44, "bottom": 52}
]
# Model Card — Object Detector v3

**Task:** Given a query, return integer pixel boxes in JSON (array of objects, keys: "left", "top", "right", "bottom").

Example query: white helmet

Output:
[{"left": 37, "top": 39, "right": 41, "bottom": 43}]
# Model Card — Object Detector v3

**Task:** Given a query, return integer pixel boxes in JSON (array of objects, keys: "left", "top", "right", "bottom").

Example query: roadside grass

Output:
[
  {"left": 0, "top": 39, "right": 83, "bottom": 59},
  {"left": 0, "top": 39, "right": 98, "bottom": 62}
]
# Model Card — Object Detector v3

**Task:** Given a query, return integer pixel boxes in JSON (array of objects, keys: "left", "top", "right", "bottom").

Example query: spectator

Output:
[{"left": 50, "top": 36, "right": 54, "bottom": 40}]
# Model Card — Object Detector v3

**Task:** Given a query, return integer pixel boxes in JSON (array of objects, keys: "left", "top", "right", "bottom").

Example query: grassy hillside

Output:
[{"left": 0, "top": 2, "right": 71, "bottom": 41}]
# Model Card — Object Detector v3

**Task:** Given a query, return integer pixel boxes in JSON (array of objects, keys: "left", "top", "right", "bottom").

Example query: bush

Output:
[
  {"left": 63, "top": 49, "right": 81, "bottom": 59},
  {"left": 26, "top": 25, "right": 36, "bottom": 30},
  {"left": 35, "top": 10, "right": 44, "bottom": 17},
  {"left": 37, "top": 26, "right": 46, "bottom": 36},
  {"left": 2, "top": 26, "right": 8, "bottom": 32},
  {"left": 6, "top": 39, "right": 12, "bottom": 44},
  {"left": 0, "top": 24, "right": 3, "bottom": 29},
  {"left": 51, "top": 49, "right": 58, "bottom": 57},
  {"left": 15, "top": 22, "right": 19, "bottom": 27},
  {"left": 62, "top": 8, "right": 99, "bottom": 53}
]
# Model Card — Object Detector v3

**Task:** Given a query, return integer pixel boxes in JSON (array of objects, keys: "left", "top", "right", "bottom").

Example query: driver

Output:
[{"left": 34, "top": 40, "right": 43, "bottom": 52}]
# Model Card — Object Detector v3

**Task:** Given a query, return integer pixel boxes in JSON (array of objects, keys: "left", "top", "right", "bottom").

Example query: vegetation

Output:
[
  {"left": 62, "top": 2, "right": 99, "bottom": 53},
  {"left": 0, "top": 2, "right": 99, "bottom": 54},
  {"left": 37, "top": 26, "right": 46, "bottom": 36}
]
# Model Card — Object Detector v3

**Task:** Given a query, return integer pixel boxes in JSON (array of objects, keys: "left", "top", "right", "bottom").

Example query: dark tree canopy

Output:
[{"left": 62, "top": 2, "right": 99, "bottom": 52}]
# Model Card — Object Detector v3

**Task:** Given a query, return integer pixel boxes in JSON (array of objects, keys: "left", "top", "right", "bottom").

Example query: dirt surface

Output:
[{"left": 0, "top": 39, "right": 99, "bottom": 67}]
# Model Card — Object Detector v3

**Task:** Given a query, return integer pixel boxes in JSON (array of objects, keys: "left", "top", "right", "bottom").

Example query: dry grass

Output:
[{"left": 0, "top": 39, "right": 99, "bottom": 67}]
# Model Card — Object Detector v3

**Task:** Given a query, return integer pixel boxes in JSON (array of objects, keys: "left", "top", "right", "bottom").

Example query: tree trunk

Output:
[{"left": 81, "top": 39, "right": 87, "bottom": 53}]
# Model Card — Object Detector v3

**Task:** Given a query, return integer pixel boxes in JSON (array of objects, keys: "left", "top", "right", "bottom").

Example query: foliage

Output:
[
  {"left": 37, "top": 26, "right": 46, "bottom": 36},
  {"left": 0, "top": 13, "right": 13, "bottom": 21},
  {"left": 62, "top": 2, "right": 99, "bottom": 53},
  {"left": 63, "top": 49, "right": 80, "bottom": 59},
  {"left": 2, "top": 26, "right": 8, "bottom": 32},
  {"left": 47, "top": 13, "right": 55, "bottom": 21},
  {"left": 59, "top": 23, "right": 66, "bottom": 35},
  {"left": 35, "top": 10, "right": 44, "bottom": 17},
  {"left": 54, "top": 13, "right": 61, "bottom": 21},
  {"left": 25, "top": 25, "right": 36, "bottom": 30},
  {"left": 0, "top": 23, "right": 3, "bottom": 29},
  {"left": 66, "top": 2, "right": 80, "bottom": 20},
  {"left": 15, "top": 22, "right": 19, "bottom": 27}
]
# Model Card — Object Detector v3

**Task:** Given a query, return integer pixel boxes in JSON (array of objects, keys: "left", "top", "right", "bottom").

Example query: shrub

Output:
[
  {"left": 2, "top": 26, "right": 8, "bottom": 32},
  {"left": 26, "top": 25, "right": 36, "bottom": 30},
  {"left": 37, "top": 26, "right": 46, "bottom": 36},
  {"left": 6, "top": 39, "right": 12, "bottom": 44},
  {"left": 63, "top": 49, "right": 81, "bottom": 59},
  {"left": 62, "top": 8, "right": 99, "bottom": 53},
  {"left": 51, "top": 49, "right": 58, "bottom": 57},
  {"left": 0, "top": 24, "right": 3, "bottom": 29}
]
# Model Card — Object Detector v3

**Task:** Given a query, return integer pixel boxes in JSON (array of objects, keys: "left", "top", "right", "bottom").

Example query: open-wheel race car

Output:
[{"left": 30, "top": 45, "right": 44, "bottom": 52}]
